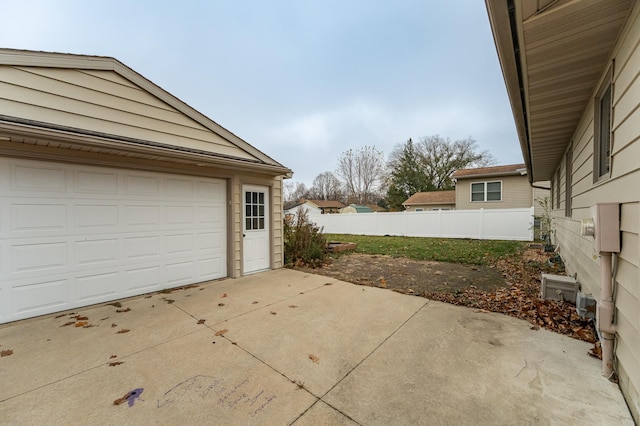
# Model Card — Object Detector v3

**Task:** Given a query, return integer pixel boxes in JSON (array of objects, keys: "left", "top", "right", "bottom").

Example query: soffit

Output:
[{"left": 517, "top": 0, "right": 632, "bottom": 181}]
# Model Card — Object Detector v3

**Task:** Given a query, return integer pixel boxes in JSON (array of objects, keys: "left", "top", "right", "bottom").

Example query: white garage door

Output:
[{"left": 0, "top": 158, "right": 227, "bottom": 323}]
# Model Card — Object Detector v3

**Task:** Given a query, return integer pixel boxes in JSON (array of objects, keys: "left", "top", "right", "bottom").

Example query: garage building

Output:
[{"left": 0, "top": 49, "right": 291, "bottom": 323}]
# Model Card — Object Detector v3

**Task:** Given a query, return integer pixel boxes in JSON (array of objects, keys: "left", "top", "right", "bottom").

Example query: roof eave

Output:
[{"left": 0, "top": 48, "right": 288, "bottom": 170}]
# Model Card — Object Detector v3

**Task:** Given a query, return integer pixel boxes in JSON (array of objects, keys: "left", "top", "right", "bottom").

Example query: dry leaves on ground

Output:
[
  {"left": 214, "top": 329, "right": 228, "bottom": 336},
  {"left": 1, "top": 349, "right": 13, "bottom": 357},
  {"left": 425, "top": 248, "right": 596, "bottom": 343},
  {"left": 308, "top": 354, "right": 320, "bottom": 364}
]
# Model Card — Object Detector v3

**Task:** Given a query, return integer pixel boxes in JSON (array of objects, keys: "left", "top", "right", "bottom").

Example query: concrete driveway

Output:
[{"left": 0, "top": 269, "right": 633, "bottom": 425}]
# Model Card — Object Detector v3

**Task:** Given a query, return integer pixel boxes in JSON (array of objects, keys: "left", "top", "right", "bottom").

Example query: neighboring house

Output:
[
  {"left": 308, "top": 199, "right": 345, "bottom": 214},
  {"left": 341, "top": 204, "right": 374, "bottom": 214},
  {"left": 402, "top": 190, "right": 455, "bottom": 211},
  {"left": 486, "top": 0, "right": 639, "bottom": 421},
  {"left": 365, "top": 204, "right": 387, "bottom": 213},
  {"left": 283, "top": 199, "right": 344, "bottom": 218},
  {"left": 452, "top": 164, "right": 549, "bottom": 217},
  {"left": 0, "top": 49, "right": 291, "bottom": 324},
  {"left": 283, "top": 200, "right": 322, "bottom": 218}
]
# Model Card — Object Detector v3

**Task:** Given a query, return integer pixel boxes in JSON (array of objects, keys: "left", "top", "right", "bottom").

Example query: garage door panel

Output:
[
  {"left": 166, "top": 233, "right": 195, "bottom": 254},
  {"left": 198, "top": 257, "right": 224, "bottom": 280},
  {"left": 76, "top": 239, "right": 119, "bottom": 265},
  {"left": 125, "top": 265, "right": 162, "bottom": 293},
  {"left": 125, "top": 174, "right": 160, "bottom": 196},
  {"left": 12, "top": 204, "right": 67, "bottom": 231},
  {"left": 197, "top": 180, "right": 224, "bottom": 199},
  {"left": 12, "top": 164, "right": 67, "bottom": 193},
  {"left": 12, "top": 242, "right": 68, "bottom": 273},
  {"left": 0, "top": 158, "right": 227, "bottom": 323},
  {"left": 125, "top": 205, "right": 160, "bottom": 226},
  {"left": 166, "top": 261, "right": 196, "bottom": 285},
  {"left": 76, "top": 204, "right": 118, "bottom": 228},
  {"left": 75, "top": 170, "right": 118, "bottom": 194},
  {"left": 13, "top": 278, "right": 68, "bottom": 315},
  {"left": 166, "top": 205, "right": 194, "bottom": 225},
  {"left": 76, "top": 272, "right": 119, "bottom": 302},
  {"left": 166, "top": 178, "right": 194, "bottom": 198},
  {"left": 125, "top": 236, "right": 160, "bottom": 259}
]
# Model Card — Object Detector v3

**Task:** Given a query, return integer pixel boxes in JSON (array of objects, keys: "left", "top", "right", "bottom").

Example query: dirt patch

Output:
[
  {"left": 302, "top": 253, "right": 507, "bottom": 294},
  {"left": 293, "top": 247, "right": 597, "bottom": 344}
]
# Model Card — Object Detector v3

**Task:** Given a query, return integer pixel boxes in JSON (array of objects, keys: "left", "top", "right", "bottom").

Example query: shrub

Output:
[{"left": 284, "top": 207, "right": 327, "bottom": 267}]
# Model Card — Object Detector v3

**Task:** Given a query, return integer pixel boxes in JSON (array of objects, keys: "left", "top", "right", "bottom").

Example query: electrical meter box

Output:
[{"left": 591, "top": 203, "right": 620, "bottom": 253}]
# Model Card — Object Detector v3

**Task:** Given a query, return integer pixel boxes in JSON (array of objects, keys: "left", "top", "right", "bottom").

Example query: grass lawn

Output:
[{"left": 323, "top": 234, "right": 525, "bottom": 265}]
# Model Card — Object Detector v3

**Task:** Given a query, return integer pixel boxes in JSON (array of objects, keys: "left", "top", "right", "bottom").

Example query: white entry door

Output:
[{"left": 242, "top": 185, "right": 270, "bottom": 274}]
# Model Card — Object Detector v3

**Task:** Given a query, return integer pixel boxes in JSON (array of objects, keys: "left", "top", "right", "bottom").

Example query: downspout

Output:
[{"left": 597, "top": 252, "right": 617, "bottom": 379}]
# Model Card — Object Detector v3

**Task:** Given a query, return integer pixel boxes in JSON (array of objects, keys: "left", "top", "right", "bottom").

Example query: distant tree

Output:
[
  {"left": 336, "top": 146, "right": 386, "bottom": 204},
  {"left": 385, "top": 135, "right": 493, "bottom": 210},
  {"left": 308, "top": 171, "right": 344, "bottom": 201},
  {"left": 385, "top": 138, "right": 429, "bottom": 210},
  {"left": 283, "top": 181, "right": 309, "bottom": 204}
]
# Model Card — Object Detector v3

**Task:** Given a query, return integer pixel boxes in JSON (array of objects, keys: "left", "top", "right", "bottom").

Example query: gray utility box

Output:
[
  {"left": 576, "top": 292, "right": 597, "bottom": 319},
  {"left": 541, "top": 274, "right": 578, "bottom": 302}
]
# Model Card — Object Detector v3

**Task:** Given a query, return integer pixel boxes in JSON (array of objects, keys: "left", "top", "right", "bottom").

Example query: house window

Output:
[
  {"left": 470, "top": 181, "right": 502, "bottom": 202},
  {"left": 594, "top": 70, "right": 612, "bottom": 181},
  {"left": 415, "top": 208, "right": 424, "bottom": 212},
  {"left": 245, "top": 191, "right": 265, "bottom": 230}
]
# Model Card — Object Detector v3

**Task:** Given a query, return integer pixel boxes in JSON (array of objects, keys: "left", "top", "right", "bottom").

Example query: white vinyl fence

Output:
[{"left": 311, "top": 208, "right": 535, "bottom": 241}]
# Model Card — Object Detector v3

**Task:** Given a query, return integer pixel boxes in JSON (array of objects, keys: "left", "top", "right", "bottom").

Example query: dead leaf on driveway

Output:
[
  {"left": 54, "top": 314, "right": 67, "bottom": 319},
  {"left": 221, "top": 293, "right": 227, "bottom": 298},
  {"left": 197, "top": 319, "right": 206, "bottom": 324},
  {"left": 252, "top": 301, "right": 259, "bottom": 304},
  {"left": 116, "top": 329, "right": 130, "bottom": 334},
  {"left": 110, "top": 355, "right": 117, "bottom": 359},
  {"left": 109, "top": 361, "right": 124, "bottom": 367},
  {"left": 1, "top": 349, "right": 13, "bottom": 357},
  {"left": 60, "top": 321, "right": 75, "bottom": 327},
  {"left": 116, "top": 308, "right": 131, "bottom": 313},
  {"left": 214, "top": 329, "right": 228, "bottom": 336},
  {"left": 270, "top": 311, "right": 277, "bottom": 315},
  {"left": 308, "top": 354, "right": 319, "bottom": 364},
  {"left": 162, "top": 298, "right": 175, "bottom": 304},
  {"left": 530, "top": 325, "right": 540, "bottom": 330},
  {"left": 75, "top": 321, "right": 88, "bottom": 327},
  {"left": 288, "top": 305, "right": 298, "bottom": 308},
  {"left": 379, "top": 278, "right": 387, "bottom": 288}
]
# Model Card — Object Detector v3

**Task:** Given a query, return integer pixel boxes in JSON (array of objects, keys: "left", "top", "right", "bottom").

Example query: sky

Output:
[{"left": 1, "top": 0, "right": 522, "bottom": 188}]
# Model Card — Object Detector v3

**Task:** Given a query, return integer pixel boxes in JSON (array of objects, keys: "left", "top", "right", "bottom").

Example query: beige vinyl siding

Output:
[
  {"left": 0, "top": 66, "right": 256, "bottom": 160},
  {"left": 456, "top": 175, "right": 532, "bottom": 210},
  {"left": 553, "top": 4, "right": 640, "bottom": 419},
  {"left": 532, "top": 186, "right": 550, "bottom": 218}
]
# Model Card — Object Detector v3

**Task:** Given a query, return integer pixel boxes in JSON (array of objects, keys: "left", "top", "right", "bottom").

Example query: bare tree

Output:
[
  {"left": 309, "top": 171, "right": 343, "bottom": 201},
  {"left": 336, "top": 146, "right": 385, "bottom": 204},
  {"left": 385, "top": 136, "right": 494, "bottom": 209},
  {"left": 417, "top": 135, "right": 493, "bottom": 190},
  {"left": 282, "top": 181, "right": 309, "bottom": 204}
]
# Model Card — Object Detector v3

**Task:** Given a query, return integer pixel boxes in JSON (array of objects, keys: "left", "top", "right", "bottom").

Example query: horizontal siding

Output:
[
  {"left": 552, "top": 3, "right": 640, "bottom": 421},
  {"left": 456, "top": 175, "right": 533, "bottom": 210},
  {"left": 0, "top": 66, "right": 256, "bottom": 160}
]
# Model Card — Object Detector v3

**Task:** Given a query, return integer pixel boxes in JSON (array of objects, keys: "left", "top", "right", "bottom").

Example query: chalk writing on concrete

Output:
[
  {"left": 157, "top": 375, "right": 222, "bottom": 408},
  {"left": 156, "top": 374, "right": 277, "bottom": 418}
]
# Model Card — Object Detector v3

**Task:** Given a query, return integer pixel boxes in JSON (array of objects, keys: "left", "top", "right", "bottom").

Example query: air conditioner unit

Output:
[
  {"left": 541, "top": 273, "right": 578, "bottom": 302},
  {"left": 576, "top": 292, "right": 597, "bottom": 319}
]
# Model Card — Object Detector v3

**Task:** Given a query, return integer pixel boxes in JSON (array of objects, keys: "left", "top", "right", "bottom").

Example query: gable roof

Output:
[
  {"left": 0, "top": 48, "right": 291, "bottom": 176},
  {"left": 452, "top": 164, "right": 526, "bottom": 179},
  {"left": 307, "top": 199, "right": 345, "bottom": 209},
  {"left": 403, "top": 190, "right": 456, "bottom": 206}
]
